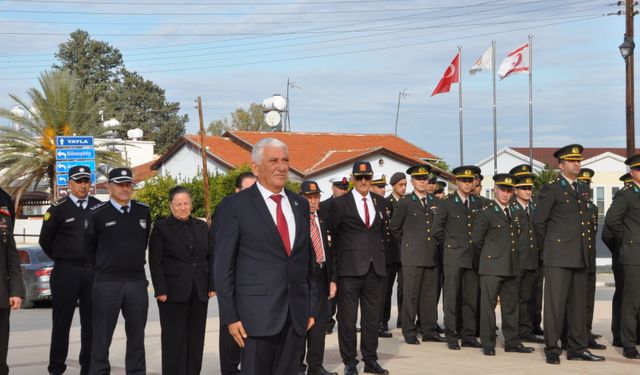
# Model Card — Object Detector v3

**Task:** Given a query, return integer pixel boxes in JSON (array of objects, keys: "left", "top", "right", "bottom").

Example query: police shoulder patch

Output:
[
  {"left": 43, "top": 211, "right": 51, "bottom": 221},
  {"left": 89, "top": 201, "right": 108, "bottom": 212}
]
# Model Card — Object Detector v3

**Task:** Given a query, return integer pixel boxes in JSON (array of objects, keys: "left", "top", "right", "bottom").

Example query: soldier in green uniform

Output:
[
  {"left": 532, "top": 144, "right": 604, "bottom": 364},
  {"left": 604, "top": 154, "right": 640, "bottom": 359},
  {"left": 384, "top": 172, "right": 406, "bottom": 331},
  {"left": 576, "top": 168, "right": 606, "bottom": 350},
  {"left": 473, "top": 173, "right": 534, "bottom": 356},
  {"left": 390, "top": 165, "right": 445, "bottom": 345},
  {"left": 433, "top": 165, "right": 483, "bottom": 350}
]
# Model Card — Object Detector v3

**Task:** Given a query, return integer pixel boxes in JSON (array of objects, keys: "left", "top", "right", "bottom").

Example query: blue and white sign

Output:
[
  {"left": 55, "top": 149, "right": 95, "bottom": 160},
  {"left": 56, "top": 136, "right": 94, "bottom": 147},
  {"left": 56, "top": 172, "right": 96, "bottom": 186},
  {"left": 56, "top": 160, "right": 96, "bottom": 174}
]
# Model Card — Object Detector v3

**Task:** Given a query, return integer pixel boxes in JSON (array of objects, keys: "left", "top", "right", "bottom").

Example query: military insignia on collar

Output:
[
  {"left": 454, "top": 196, "right": 460, "bottom": 203},
  {"left": 494, "top": 206, "right": 499, "bottom": 213},
  {"left": 139, "top": 219, "right": 147, "bottom": 229},
  {"left": 560, "top": 179, "right": 567, "bottom": 187}
]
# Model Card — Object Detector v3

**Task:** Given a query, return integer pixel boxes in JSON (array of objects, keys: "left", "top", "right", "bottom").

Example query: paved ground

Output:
[{"left": 6, "top": 272, "right": 639, "bottom": 374}]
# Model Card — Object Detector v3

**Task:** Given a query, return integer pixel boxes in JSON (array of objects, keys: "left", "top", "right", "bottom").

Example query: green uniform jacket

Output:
[
  {"left": 511, "top": 200, "right": 539, "bottom": 271},
  {"left": 604, "top": 182, "right": 640, "bottom": 266},
  {"left": 472, "top": 201, "right": 520, "bottom": 277},
  {"left": 532, "top": 176, "right": 592, "bottom": 269},
  {"left": 389, "top": 192, "right": 439, "bottom": 267},
  {"left": 0, "top": 212, "right": 25, "bottom": 309}
]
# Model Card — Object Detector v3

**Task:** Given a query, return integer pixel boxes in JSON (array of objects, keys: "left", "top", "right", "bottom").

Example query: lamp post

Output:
[{"left": 620, "top": 34, "right": 636, "bottom": 157}]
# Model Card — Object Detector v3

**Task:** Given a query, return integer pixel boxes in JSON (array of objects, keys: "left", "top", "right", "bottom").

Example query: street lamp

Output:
[{"left": 619, "top": 34, "right": 636, "bottom": 157}]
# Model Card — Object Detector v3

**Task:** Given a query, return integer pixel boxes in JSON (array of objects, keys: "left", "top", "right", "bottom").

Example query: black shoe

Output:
[
  {"left": 521, "top": 334, "right": 544, "bottom": 344},
  {"left": 461, "top": 338, "right": 482, "bottom": 348},
  {"left": 566, "top": 350, "right": 605, "bottom": 361},
  {"left": 505, "top": 344, "right": 535, "bottom": 353},
  {"left": 587, "top": 340, "right": 607, "bottom": 350},
  {"left": 546, "top": 353, "right": 560, "bottom": 365},
  {"left": 422, "top": 335, "right": 446, "bottom": 343},
  {"left": 344, "top": 364, "right": 358, "bottom": 375},
  {"left": 404, "top": 336, "right": 420, "bottom": 345},
  {"left": 483, "top": 348, "right": 496, "bottom": 356},
  {"left": 436, "top": 324, "right": 444, "bottom": 334},
  {"left": 623, "top": 348, "right": 640, "bottom": 359},
  {"left": 447, "top": 341, "right": 461, "bottom": 350},
  {"left": 363, "top": 361, "right": 389, "bottom": 375},
  {"left": 532, "top": 327, "right": 544, "bottom": 336},
  {"left": 379, "top": 321, "right": 389, "bottom": 332},
  {"left": 378, "top": 329, "right": 392, "bottom": 338},
  {"left": 308, "top": 367, "right": 339, "bottom": 375},
  {"left": 613, "top": 340, "right": 623, "bottom": 347}
]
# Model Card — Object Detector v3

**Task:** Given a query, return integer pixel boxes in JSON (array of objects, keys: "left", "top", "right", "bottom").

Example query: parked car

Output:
[{"left": 17, "top": 245, "right": 53, "bottom": 309}]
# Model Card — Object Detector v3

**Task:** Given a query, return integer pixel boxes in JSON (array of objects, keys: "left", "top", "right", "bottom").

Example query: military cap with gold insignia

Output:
[
  {"left": 620, "top": 172, "right": 633, "bottom": 183},
  {"left": 553, "top": 144, "right": 584, "bottom": 161},
  {"left": 371, "top": 174, "right": 387, "bottom": 186},
  {"left": 493, "top": 173, "right": 516, "bottom": 189},
  {"left": 577, "top": 168, "right": 595, "bottom": 183},
  {"left": 514, "top": 174, "right": 536, "bottom": 188},
  {"left": 352, "top": 160, "right": 373, "bottom": 176},
  {"left": 509, "top": 164, "right": 533, "bottom": 176},
  {"left": 625, "top": 153, "right": 640, "bottom": 170},
  {"left": 300, "top": 180, "right": 322, "bottom": 195},
  {"left": 406, "top": 164, "right": 432, "bottom": 180},
  {"left": 452, "top": 165, "right": 481, "bottom": 180},
  {"left": 435, "top": 181, "right": 447, "bottom": 193}
]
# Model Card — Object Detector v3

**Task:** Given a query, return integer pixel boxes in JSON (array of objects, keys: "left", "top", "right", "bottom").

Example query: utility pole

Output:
[
  {"left": 394, "top": 89, "right": 409, "bottom": 135},
  {"left": 625, "top": 0, "right": 636, "bottom": 157},
  {"left": 196, "top": 97, "right": 211, "bottom": 225}
]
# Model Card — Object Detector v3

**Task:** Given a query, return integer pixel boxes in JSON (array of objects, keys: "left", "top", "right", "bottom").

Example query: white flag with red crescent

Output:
[{"left": 498, "top": 42, "right": 529, "bottom": 80}]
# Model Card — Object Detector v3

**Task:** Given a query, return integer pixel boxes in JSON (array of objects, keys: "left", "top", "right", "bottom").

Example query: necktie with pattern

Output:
[{"left": 310, "top": 213, "right": 325, "bottom": 264}]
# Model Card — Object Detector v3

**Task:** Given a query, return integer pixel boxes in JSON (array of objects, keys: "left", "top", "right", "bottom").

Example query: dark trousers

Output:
[
  {"left": 543, "top": 267, "right": 587, "bottom": 356},
  {"left": 241, "top": 313, "right": 303, "bottom": 375},
  {"left": 443, "top": 266, "right": 478, "bottom": 342},
  {"left": 380, "top": 262, "right": 402, "bottom": 327},
  {"left": 49, "top": 264, "right": 94, "bottom": 375},
  {"left": 0, "top": 309, "right": 9, "bottom": 375},
  {"left": 480, "top": 275, "right": 520, "bottom": 349},
  {"left": 300, "top": 270, "right": 330, "bottom": 372},
  {"left": 337, "top": 265, "right": 384, "bottom": 366},
  {"left": 586, "top": 271, "right": 596, "bottom": 337},
  {"left": 401, "top": 265, "right": 439, "bottom": 338},
  {"left": 533, "top": 266, "right": 544, "bottom": 332},
  {"left": 621, "top": 265, "right": 640, "bottom": 348},
  {"left": 517, "top": 269, "right": 539, "bottom": 337},
  {"left": 89, "top": 280, "right": 149, "bottom": 375},
  {"left": 220, "top": 320, "right": 242, "bottom": 375},
  {"left": 612, "top": 258, "right": 623, "bottom": 343},
  {"left": 327, "top": 299, "right": 337, "bottom": 331},
  {"left": 158, "top": 285, "right": 208, "bottom": 375}
]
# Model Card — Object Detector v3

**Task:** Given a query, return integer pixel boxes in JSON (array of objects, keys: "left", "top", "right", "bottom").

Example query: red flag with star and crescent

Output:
[{"left": 431, "top": 52, "right": 460, "bottom": 96}]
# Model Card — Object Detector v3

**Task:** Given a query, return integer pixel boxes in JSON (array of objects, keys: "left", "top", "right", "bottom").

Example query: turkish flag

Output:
[{"left": 431, "top": 52, "right": 460, "bottom": 96}]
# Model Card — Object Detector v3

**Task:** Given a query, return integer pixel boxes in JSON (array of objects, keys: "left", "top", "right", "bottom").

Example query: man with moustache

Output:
[
  {"left": 532, "top": 144, "right": 604, "bottom": 365},
  {"left": 331, "top": 161, "right": 389, "bottom": 375}
]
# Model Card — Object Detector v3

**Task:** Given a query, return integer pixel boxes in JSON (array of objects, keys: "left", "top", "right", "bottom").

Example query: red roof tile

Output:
[{"left": 132, "top": 160, "right": 158, "bottom": 183}]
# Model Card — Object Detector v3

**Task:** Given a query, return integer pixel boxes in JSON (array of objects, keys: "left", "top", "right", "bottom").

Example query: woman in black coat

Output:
[{"left": 149, "top": 186, "right": 215, "bottom": 375}]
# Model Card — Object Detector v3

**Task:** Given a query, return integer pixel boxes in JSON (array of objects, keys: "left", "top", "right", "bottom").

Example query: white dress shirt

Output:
[
  {"left": 68, "top": 194, "right": 87, "bottom": 209},
  {"left": 351, "top": 189, "right": 376, "bottom": 227},
  {"left": 110, "top": 199, "right": 132, "bottom": 213},
  {"left": 256, "top": 182, "right": 296, "bottom": 248}
]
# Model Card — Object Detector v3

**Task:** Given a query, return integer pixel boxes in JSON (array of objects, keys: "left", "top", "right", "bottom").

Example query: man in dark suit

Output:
[
  {"left": 472, "top": 173, "right": 534, "bottom": 356},
  {"left": 389, "top": 165, "right": 444, "bottom": 345},
  {"left": 298, "top": 181, "right": 338, "bottom": 375},
  {"left": 432, "top": 166, "right": 483, "bottom": 350},
  {"left": 0, "top": 206, "right": 24, "bottom": 375},
  {"left": 508, "top": 171, "right": 544, "bottom": 344},
  {"left": 321, "top": 176, "right": 349, "bottom": 335},
  {"left": 331, "top": 161, "right": 389, "bottom": 375},
  {"left": 214, "top": 138, "right": 317, "bottom": 375},
  {"left": 532, "top": 144, "right": 604, "bottom": 365},
  {"left": 604, "top": 154, "right": 640, "bottom": 359},
  {"left": 39, "top": 166, "right": 100, "bottom": 375}
]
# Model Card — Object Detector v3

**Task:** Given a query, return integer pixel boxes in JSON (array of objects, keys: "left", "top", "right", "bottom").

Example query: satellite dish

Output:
[
  {"left": 127, "top": 128, "right": 144, "bottom": 140},
  {"left": 262, "top": 94, "right": 287, "bottom": 112},
  {"left": 264, "top": 110, "right": 281, "bottom": 127}
]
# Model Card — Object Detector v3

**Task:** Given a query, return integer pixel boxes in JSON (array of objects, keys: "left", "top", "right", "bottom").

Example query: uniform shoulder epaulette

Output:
[
  {"left": 89, "top": 201, "right": 109, "bottom": 212},
  {"left": 444, "top": 193, "right": 455, "bottom": 200},
  {"left": 51, "top": 197, "right": 68, "bottom": 206},
  {"left": 132, "top": 200, "right": 148, "bottom": 207},
  {"left": 483, "top": 201, "right": 496, "bottom": 210}
]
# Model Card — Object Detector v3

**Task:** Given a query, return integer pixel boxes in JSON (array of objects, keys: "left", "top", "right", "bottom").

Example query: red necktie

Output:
[
  {"left": 310, "top": 213, "right": 325, "bottom": 264},
  {"left": 270, "top": 194, "right": 291, "bottom": 257},
  {"left": 363, "top": 197, "right": 371, "bottom": 229}
]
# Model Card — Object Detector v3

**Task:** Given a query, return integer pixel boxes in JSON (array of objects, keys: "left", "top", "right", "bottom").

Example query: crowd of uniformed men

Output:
[{"left": 0, "top": 142, "right": 639, "bottom": 375}]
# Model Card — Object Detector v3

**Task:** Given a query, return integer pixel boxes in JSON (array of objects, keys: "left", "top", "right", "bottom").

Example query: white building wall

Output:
[
  {"left": 158, "top": 145, "right": 230, "bottom": 181},
  {"left": 95, "top": 138, "right": 156, "bottom": 167}
]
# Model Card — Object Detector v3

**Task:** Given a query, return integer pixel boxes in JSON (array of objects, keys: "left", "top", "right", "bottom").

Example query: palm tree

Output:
[
  {"left": 0, "top": 70, "right": 123, "bottom": 206},
  {"left": 533, "top": 164, "right": 559, "bottom": 193}
]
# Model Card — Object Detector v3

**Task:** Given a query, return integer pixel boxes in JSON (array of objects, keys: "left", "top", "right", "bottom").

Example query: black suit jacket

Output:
[
  {"left": 149, "top": 215, "right": 214, "bottom": 303},
  {"left": 214, "top": 184, "right": 318, "bottom": 336},
  {"left": 330, "top": 191, "right": 386, "bottom": 277},
  {"left": 316, "top": 208, "right": 337, "bottom": 286},
  {"left": 389, "top": 192, "right": 439, "bottom": 267}
]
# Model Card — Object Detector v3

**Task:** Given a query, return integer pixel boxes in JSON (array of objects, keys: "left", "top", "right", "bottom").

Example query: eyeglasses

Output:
[{"left": 354, "top": 175, "right": 372, "bottom": 181}]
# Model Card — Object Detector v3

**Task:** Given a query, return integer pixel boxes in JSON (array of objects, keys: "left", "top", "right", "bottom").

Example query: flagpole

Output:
[
  {"left": 492, "top": 40, "right": 497, "bottom": 175},
  {"left": 458, "top": 45, "right": 464, "bottom": 165},
  {"left": 528, "top": 34, "right": 534, "bottom": 167}
]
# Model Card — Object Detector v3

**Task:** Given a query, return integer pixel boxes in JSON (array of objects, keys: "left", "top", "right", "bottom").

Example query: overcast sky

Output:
[{"left": 0, "top": 0, "right": 634, "bottom": 167}]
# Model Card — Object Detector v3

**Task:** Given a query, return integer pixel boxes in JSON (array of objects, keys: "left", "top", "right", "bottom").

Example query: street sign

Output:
[
  {"left": 55, "top": 148, "right": 95, "bottom": 160},
  {"left": 56, "top": 172, "right": 96, "bottom": 186},
  {"left": 56, "top": 136, "right": 94, "bottom": 147},
  {"left": 55, "top": 160, "right": 96, "bottom": 174}
]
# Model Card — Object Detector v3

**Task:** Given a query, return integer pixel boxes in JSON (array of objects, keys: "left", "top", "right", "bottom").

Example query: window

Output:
[{"left": 596, "top": 186, "right": 605, "bottom": 217}]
